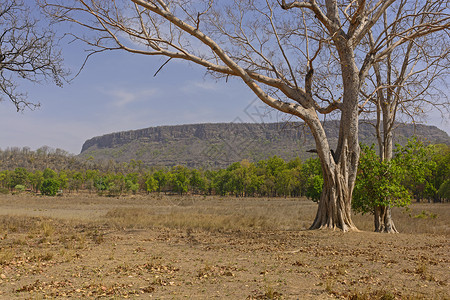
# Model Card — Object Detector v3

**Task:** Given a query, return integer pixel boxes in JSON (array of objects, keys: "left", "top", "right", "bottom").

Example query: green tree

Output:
[
  {"left": 428, "top": 144, "right": 450, "bottom": 202},
  {"left": 189, "top": 169, "right": 207, "bottom": 194},
  {"left": 153, "top": 169, "right": 168, "bottom": 193},
  {"left": 30, "top": 170, "right": 44, "bottom": 193},
  {"left": 125, "top": 172, "right": 140, "bottom": 194},
  {"left": 301, "top": 158, "right": 323, "bottom": 200},
  {"left": 212, "top": 169, "right": 231, "bottom": 196},
  {"left": 85, "top": 169, "right": 99, "bottom": 193},
  {"left": 0, "top": 170, "right": 10, "bottom": 189},
  {"left": 145, "top": 176, "right": 158, "bottom": 193},
  {"left": 276, "top": 169, "right": 295, "bottom": 197},
  {"left": 10, "top": 167, "right": 29, "bottom": 188},
  {"left": 171, "top": 166, "right": 189, "bottom": 195},
  {"left": 105, "top": 172, "right": 125, "bottom": 197},
  {"left": 68, "top": 171, "right": 84, "bottom": 192},
  {"left": 58, "top": 170, "right": 68, "bottom": 191},
  {"left": 41, "top": 178, "right": 60, "bottom": 196},
  {"left": 305, "top": 175, "right": 324, "bottom": 202},
  {"left": 43, "top": 168, "right": 57, "bottom": 179},
  {"left": 353, "top": 139, "right": 435, "bottom": 232}
]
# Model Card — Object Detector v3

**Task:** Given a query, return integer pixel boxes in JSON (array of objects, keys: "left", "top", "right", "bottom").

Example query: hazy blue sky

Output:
[
  {"left": 0, "top": 15, "right": 448, "bottom": 154},
  {"left": 0, "top": 46, "right": 270, "bottom": 154}
]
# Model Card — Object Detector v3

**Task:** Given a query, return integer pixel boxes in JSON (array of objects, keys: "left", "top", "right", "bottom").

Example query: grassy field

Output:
[{"left": 0, "top": 193, "right": 448, "bottom": 299}]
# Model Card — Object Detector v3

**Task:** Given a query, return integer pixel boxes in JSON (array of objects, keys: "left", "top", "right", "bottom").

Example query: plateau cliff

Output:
[{"left": 79, "top": 121, "right": 449, "bottom": 168}]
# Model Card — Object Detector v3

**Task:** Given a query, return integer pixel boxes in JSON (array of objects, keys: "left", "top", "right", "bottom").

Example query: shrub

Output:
[
  {"left": 14, "top": 185, "right": 25, "bottom": 192},
  {"left": 40, "top": 178, "right": 60, "bottom": 196}
]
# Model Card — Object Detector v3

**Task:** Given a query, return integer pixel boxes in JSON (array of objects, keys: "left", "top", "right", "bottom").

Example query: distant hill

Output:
[{"left": 79, "top": 121, "right": 450, "bottom": 168}]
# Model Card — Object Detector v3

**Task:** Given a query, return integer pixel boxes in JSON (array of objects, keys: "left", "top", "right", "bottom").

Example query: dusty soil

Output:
[{"left": 0, "top": 194, "right": 448, "bottom": 299}]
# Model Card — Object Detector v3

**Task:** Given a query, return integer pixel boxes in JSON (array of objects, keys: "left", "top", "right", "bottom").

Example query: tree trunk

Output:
[
  {"left": 374, "top": 111, "right": 399, "bottom": 233},
  {"left": 374, "top": 205, "right": 398, "bottom": 233},
  {"left": 307, "top": 46, "right": 361, "bottom": 232},
  {"left": 308, "top": 114, "right": 359, "bottom": 232},
  {"left": 309, "top": 165, "right": 358, "bottom": 232}
]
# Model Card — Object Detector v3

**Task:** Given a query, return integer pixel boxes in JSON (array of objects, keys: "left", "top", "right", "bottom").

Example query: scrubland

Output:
[{"left": 0, "top": 193, "right": 448, "bottom": 299}]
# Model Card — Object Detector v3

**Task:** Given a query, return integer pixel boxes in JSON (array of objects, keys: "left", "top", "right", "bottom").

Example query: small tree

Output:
[
  {"left": 189, "top": 169, "right": 207, "bottom": 194},
  {"left": 171, "top": 166, "right": 189, "bottom": 195},
  {"left": 41, "top": 178, "right": 60, "bottom": 196},
  {"left": 145, "top": 176, "right": 158, "bottom": 193},
  {"left": 353, "top": 139, "right": 435, "bottom": 232},
  {"left": 10, "top": 167, "right": 29, "bottom": 189}
]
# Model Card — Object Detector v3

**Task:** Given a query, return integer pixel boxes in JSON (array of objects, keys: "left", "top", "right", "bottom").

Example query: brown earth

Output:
[{"left": 0, "top": 193, "right": 448, "bottom": 299}]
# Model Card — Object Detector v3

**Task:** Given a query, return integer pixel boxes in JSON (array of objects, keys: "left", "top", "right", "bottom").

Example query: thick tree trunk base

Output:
[
  {"left": 309, "top": 178, "right": 358, "bottom": 232},
  {"left": 374, "top": 205, "right": 398, "bottom": 233}
]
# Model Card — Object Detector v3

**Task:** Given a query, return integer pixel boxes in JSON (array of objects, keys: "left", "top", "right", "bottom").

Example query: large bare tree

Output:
[
  {"left": 40, "top": 0, "right": 449, "bottom": 231},
  {"left": 0, "top": 0, "right": 67, "bottom": 111},
  {"left": 359, "top": 2, "right": 450, "bottom": 232}
]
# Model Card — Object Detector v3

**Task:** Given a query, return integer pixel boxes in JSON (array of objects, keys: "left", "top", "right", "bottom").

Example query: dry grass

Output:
[
  {"left": 1, "top": 193, "right": 448, "bottom": 234},
  {"left": 98, "top": 195, "right": 450, "bottom": 235},
  {"left": 103, "top": 196, "right": 315, "bottom": 232}
]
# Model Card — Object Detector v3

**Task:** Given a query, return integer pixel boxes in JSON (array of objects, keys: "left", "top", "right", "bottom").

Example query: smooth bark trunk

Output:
[
  {"left": 375, "top": 110, "right": 399, "bottom": 233},
  {"left": 374, "top": 205, "right": 398, "bottom": 233}
]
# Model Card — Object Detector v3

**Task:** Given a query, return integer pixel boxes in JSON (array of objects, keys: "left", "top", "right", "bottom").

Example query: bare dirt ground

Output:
[{"left": 0, "top": 193, "right": 448, "bottom": 299}]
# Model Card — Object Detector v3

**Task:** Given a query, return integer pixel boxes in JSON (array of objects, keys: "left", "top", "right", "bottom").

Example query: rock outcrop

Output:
[{"left": 79, "top": 121, "right": 449, "bottom": 168}]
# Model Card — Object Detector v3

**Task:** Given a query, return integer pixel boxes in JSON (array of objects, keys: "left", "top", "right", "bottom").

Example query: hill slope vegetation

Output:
[{"left": 80, "top": 121, "right": 449, "bottom": 168}]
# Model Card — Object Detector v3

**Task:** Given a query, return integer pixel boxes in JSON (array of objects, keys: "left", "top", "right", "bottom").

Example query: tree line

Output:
[{"left": 1, "top": 140, "right": 448, "bottom": 204}]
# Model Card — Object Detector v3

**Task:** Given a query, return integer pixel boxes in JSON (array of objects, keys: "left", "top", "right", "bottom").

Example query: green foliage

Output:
[
  {"left": 189, "top": 169, "right": 208, "bottom": 194},
  {"left": 302, "top": 158, "right": 323, "bottom": 202},
  {"left": 58, "top": 170, "right": 68, "bottom": 190},
  {"left": 125, "top": 172, "right": 139, "bottom": 194},
  {"left": 30, "top": 170, "right": 43, "bottom": 193},
  {"left": 14, "top": 184, "right": 25, "bottom": 192},
  {"left": 68, "top": 171, "right": 83, "bottom": 192},
  {"left": 428, "top": 144, "right": 450, "bottom": 201},
  {"left": 153, "top": 169, "right": 168, "bottom": 193},
  {"left": 395, "top": 138, "right": 437, "bottom": 200},
  {"left": 1, "top": 142, "right": 445, "bottom": 202},
  {"left": 105, "top": 173, "right": 125, "bottom": 197},
  {"left": 145, "top": 176, "right": 158, "bottom": 193},
  {"left": 414, "top": 210, "right": 437, "bottom": 219},
  {"left": 438, "top": 179, "right": 450, "bottom": 200},
  {"left": 305, "top": 175, "right": 323, "bottom": 202},
  {"left": 40, "top": 178, "right": 60, "bottom": 196},
  {"left": 10, "top": 168, "right": 29, "bottom": 188},
  {"left": 43, "top": 168, "right": 57, "bottom": 179},
  {"left": 353, "top": 144, "right": 410, "bottom": 214},
  {"left": 353, "top": 138, "right": 436, "bottom": 215}
]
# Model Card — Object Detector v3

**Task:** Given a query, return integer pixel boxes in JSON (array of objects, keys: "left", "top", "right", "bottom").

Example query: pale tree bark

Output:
[
  {"left": 359, "top": 1, "right": 450, "bottom": 233},
  {"left": 40, "top": 0, "right": 450, "bottom": 231}
]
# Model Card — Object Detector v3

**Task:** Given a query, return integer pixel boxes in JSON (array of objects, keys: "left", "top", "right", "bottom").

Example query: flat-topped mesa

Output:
[{"left": 79, "top": 121, "right": 449, "bottom": 168}]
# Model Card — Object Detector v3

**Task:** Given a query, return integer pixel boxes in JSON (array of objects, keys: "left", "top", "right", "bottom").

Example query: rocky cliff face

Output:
[{"left": 79, "top": 121, "right": 449, "bottom": 168}]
